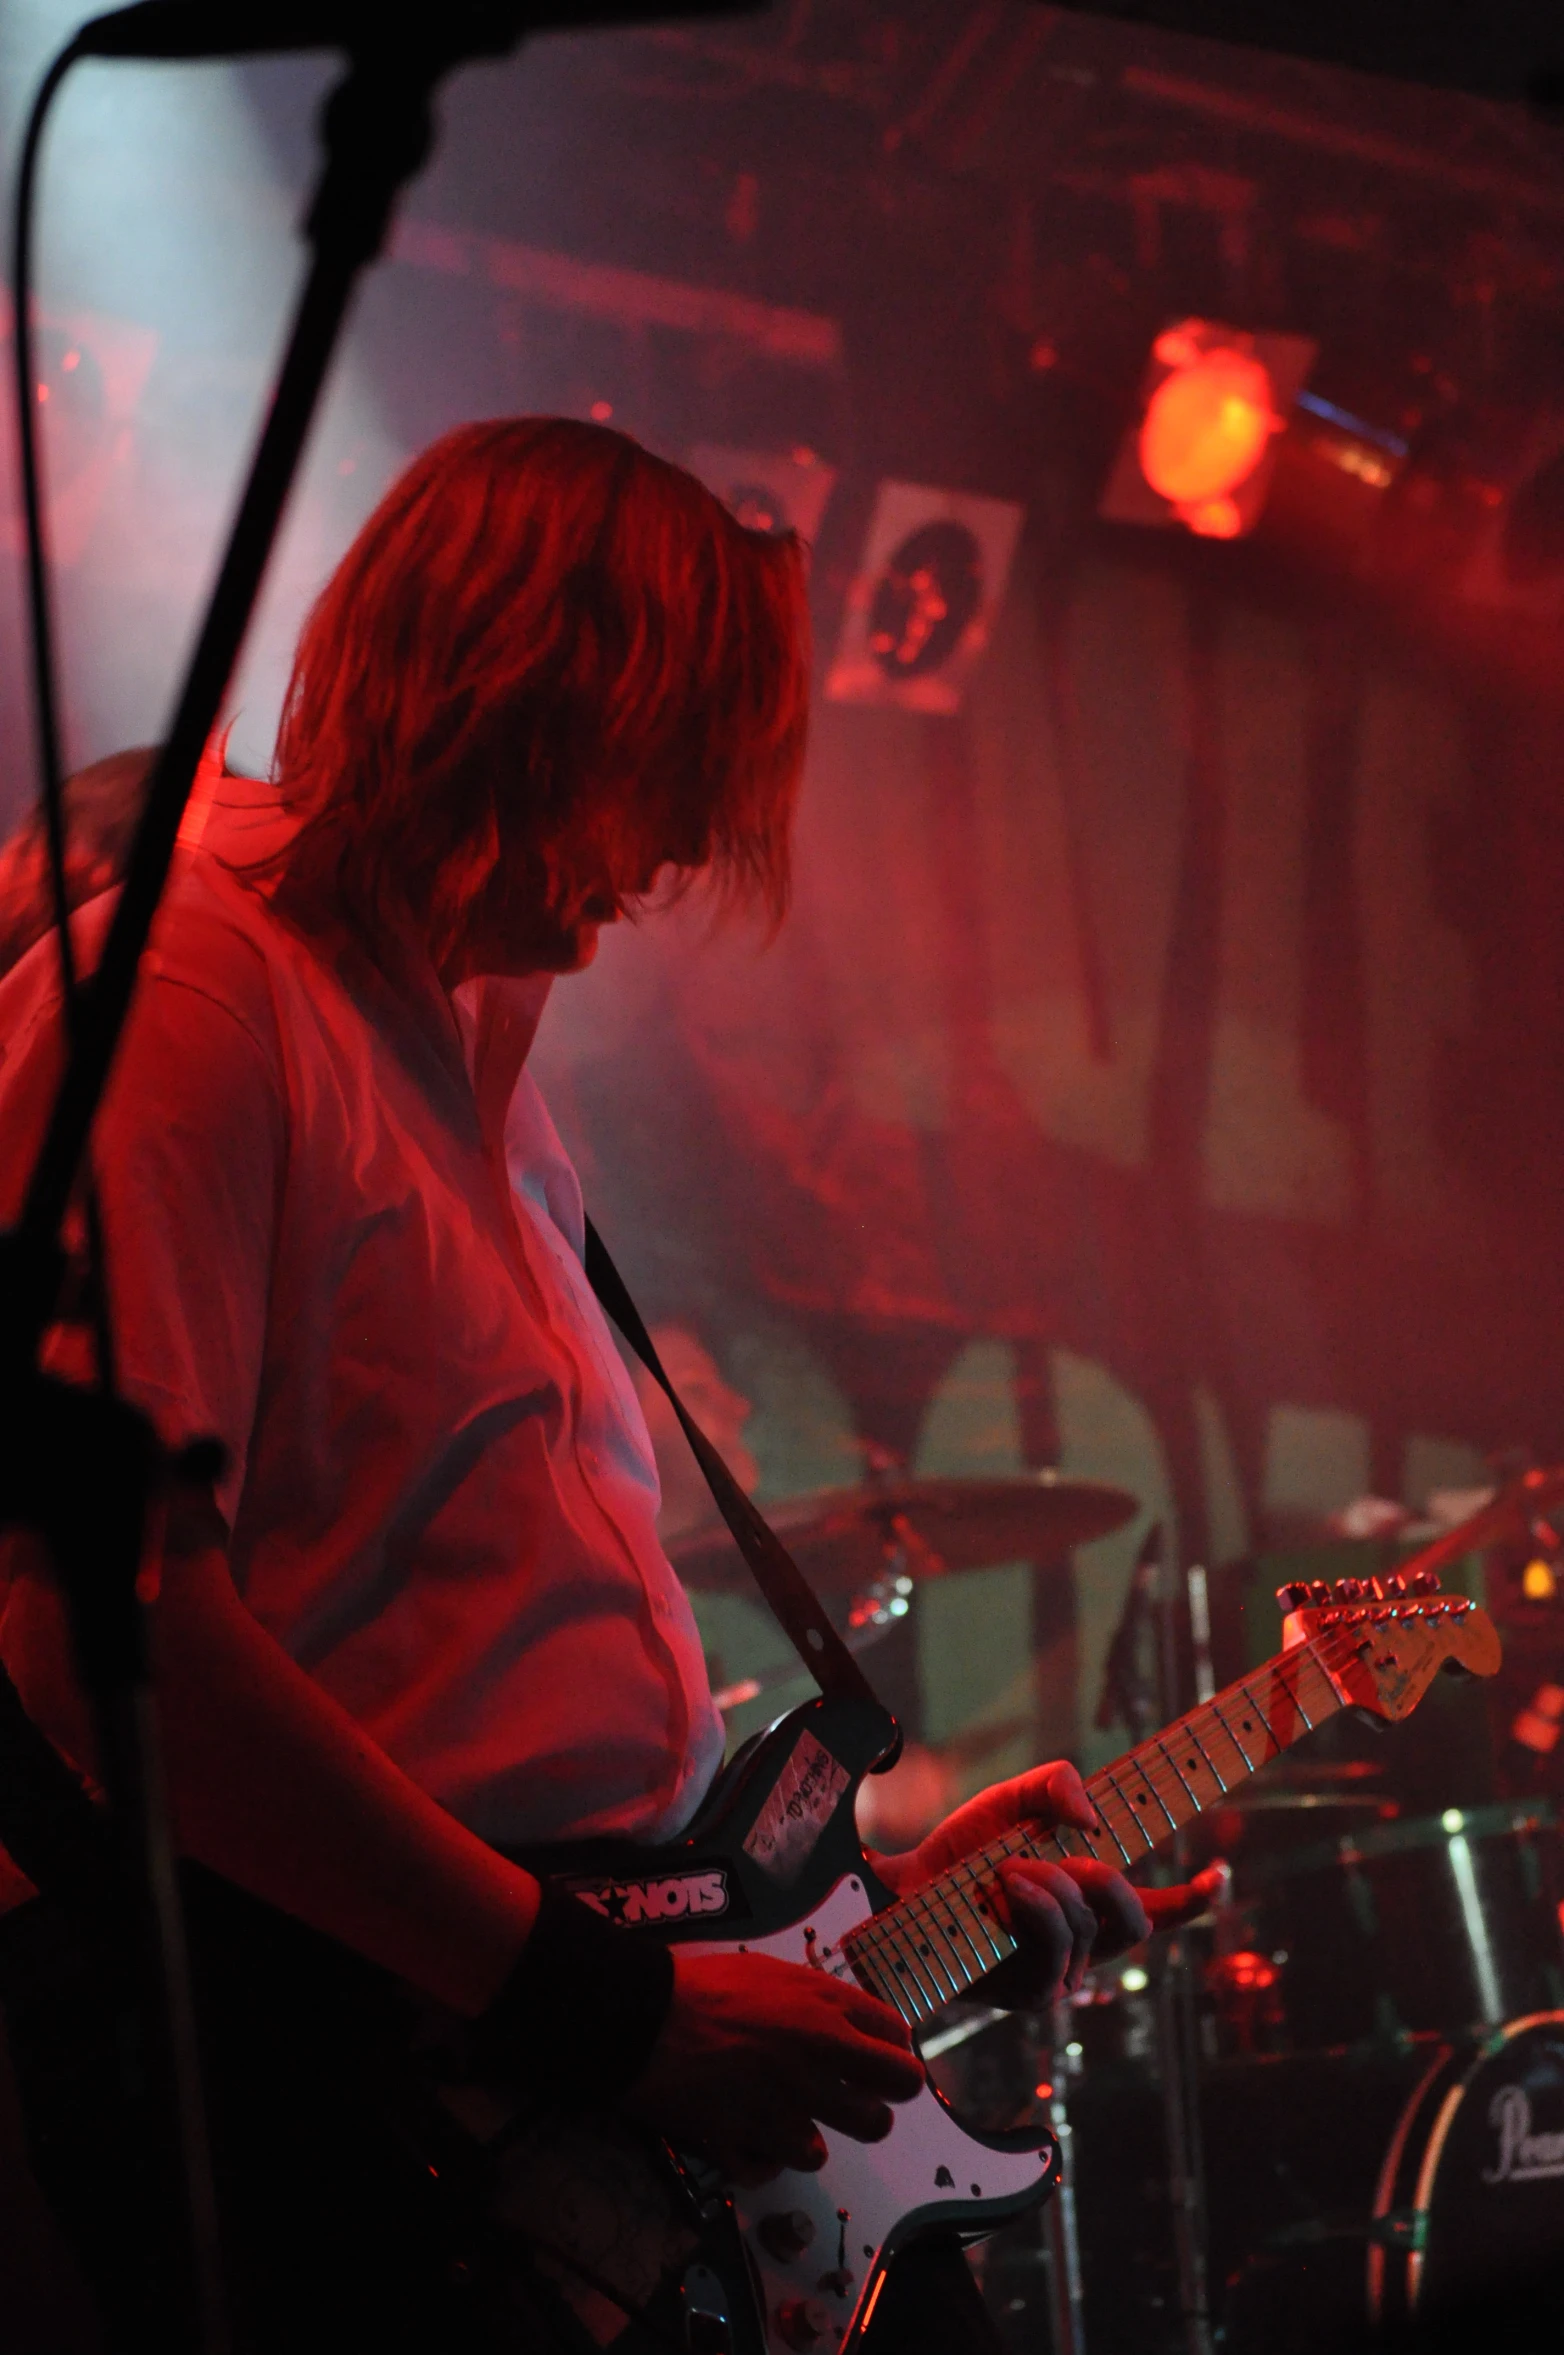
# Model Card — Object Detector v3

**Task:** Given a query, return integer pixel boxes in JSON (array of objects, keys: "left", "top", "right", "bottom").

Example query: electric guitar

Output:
[{"left": 453, "top": 1574, "right": 1500, "bottom": 2354}]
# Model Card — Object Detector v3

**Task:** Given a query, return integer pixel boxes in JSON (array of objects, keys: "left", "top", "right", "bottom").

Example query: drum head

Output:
[{"left": 1377, "top": 2013, "right": 1564, "bottom": 2342}]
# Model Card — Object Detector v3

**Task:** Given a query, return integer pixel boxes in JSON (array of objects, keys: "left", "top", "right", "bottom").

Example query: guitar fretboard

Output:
[{"left": 843, "top": 1637, "right": 1345, "bottom": 2024}]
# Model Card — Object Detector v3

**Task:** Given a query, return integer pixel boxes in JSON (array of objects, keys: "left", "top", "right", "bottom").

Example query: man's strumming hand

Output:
[{"left": 624, "top": 1948, "right": 923, "bottom": 2183}]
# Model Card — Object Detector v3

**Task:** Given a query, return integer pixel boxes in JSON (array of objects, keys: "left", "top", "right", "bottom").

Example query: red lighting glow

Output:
[
  {"left": 1100, "top": 318, "right": 1315, "bottom": 542},
  {"left": 1183, "top": 497, "right": 1244, "bottom": 540},
  {"left": 1139, "top": 348, "right": 1278, "bottom": 513}
]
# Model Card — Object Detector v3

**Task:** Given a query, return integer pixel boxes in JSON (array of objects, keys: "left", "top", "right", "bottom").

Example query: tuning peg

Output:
[
  {"left": 1384, "top": 1572, "right": 1407, "bottom": 1599},
  {"left": 1276, "top": 1582, "right": 1313, "bottom": 1612},
  {"left": 1410, "top": 1568, "right": 1441, "bottom": 1595},
  {"left": 1334, "top": 1577, "right": 1364, "bottom": 1603},
  {"left": 1309, "top": 1580, "right": 1332, "bottom": 1607}
]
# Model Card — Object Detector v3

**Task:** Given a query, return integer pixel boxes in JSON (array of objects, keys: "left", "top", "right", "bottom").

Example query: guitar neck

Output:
[{"left": 844, "top": 1638, "right": 1346, "bottom": 2022}]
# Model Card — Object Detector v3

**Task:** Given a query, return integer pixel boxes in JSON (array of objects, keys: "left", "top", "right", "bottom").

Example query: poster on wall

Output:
[
  {"left": 825, "top": 479, "right": 1024, "bottom": 715},
  {"left": 685, "top": 442, "right": 838, "bottom": 549}
]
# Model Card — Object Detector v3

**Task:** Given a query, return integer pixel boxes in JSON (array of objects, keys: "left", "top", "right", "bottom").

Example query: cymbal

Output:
[
  {"left": 669, "top": 1472, "right": 1138, "bottom": 1597},
  {"left": 1394, "top": 1464, "right": 1564, "bottom": 1583}
]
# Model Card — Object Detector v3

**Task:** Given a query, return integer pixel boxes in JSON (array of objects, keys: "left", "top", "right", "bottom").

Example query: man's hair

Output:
[
  {"left": 272, "top": 418, "right": 811, "bottom": 965},
  {"left": 0, "top": 747, "right": 155, "bottom": 981}
]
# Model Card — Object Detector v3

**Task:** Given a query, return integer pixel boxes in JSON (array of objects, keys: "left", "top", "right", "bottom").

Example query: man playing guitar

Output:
[{"left": 0, "top": 420, "right": 1194, "bottom": 2351}]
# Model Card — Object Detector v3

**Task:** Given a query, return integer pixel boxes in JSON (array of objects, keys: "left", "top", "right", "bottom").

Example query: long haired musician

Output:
[{"left": 0, "top": 420, "right": 1192, "bottom": 2352}]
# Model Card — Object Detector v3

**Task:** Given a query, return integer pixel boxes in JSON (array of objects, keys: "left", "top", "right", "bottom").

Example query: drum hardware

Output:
[
  {"left": 1085, "top": 1521, "right": 1221, "bottom": 2355},
  {"left": 1368, "top": 2012, "right": 1564, "bottom": 2334},
  {"left": 843, "top": 1563, "right": 917, "bottom": 1633},
  {"left": 1232, "top": 1800, "right": 1564, "bottom": 2053},
  {"left": 1201, "top": 1862, "right": 1281, "bottom": 2058},
  {"left": 1038, "top": 1994, "right": 1090, "bottom": 2355},
  {"left": 1202, "top": 1949, "right": 1284, "bottom": 2057},
  {"left": 1211, "top": 2016, "right": 1564, "bottom": 2351},
  {"left": 1378, "top": 1463, "right": 1564, "bottom": 1598},
  {"left": 1153, "top": 1532, "right": 1216, "bottom": 2355}
]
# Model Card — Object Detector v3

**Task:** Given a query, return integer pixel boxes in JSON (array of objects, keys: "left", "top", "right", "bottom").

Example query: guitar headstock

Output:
[{"left": 1277, "top": 1569, "right": 1501, "bottom": 1720}]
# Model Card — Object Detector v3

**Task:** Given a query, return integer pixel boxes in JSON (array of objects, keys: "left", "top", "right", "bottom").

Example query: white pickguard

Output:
[{"left": 694, "top": 1873, "right": 1053, "bottom": 2352}]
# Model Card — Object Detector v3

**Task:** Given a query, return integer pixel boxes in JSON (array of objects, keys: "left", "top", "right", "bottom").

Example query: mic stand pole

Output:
[
  {"left": 1040, "top": 1521, "right": 1165, "bottom": 2355},
  {"left": 1039, "top": 1991, "right": 1089, "bottom": 2355},
  {"left": 1153, "top": 1533, "right": 1213, "bottom": 2355},
  {"left": 9, "top": 43, "right": 451, "bottom": 1300},
  {"left": 0, "top": 37, "right": 501, "bottom": 2351}
]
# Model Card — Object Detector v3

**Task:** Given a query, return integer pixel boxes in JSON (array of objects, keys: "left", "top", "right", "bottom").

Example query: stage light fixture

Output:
[
  {"left": 1139, "top": 330, "right": 1277, "bottom": 533},
  {"left": 1100, "top": 318, "right": 1317, "bottom": 541}
]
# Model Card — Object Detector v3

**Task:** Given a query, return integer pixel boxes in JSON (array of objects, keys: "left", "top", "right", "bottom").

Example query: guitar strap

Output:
[{"left": 582, "top": 1217, "right": 892, "bottom": 1726}]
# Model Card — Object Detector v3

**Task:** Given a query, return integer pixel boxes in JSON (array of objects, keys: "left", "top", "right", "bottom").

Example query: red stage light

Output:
[
  {"left": 1099, "top": 318, "right": 1317, "bottom": 542},
  {"left": 1138, "top": 345, "right": 1279, "bottom": 524}
]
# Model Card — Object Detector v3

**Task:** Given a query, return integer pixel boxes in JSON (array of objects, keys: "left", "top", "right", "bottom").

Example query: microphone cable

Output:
[{"left": 10, "top": 30, "right": 120, "bottom": 1394}]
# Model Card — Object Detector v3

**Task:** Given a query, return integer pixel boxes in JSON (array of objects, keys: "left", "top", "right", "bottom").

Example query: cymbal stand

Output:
[
  {"left": 1154, "top": 1535, "right": 1214, "bottom": 2355},
  {"left": 1039, "top": 1994, "right": 1089, "bottom": 2355},
  {"left": 1032, "top": 1520, "right": 1163, "bottom": 2355}
]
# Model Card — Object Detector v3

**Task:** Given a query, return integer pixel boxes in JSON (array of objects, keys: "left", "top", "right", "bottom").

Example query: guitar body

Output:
[
  {"left": 0, "top": 1545, "right": 1495, "bottom": 2353},
  {"left": 43, "top": 1591, "right": 1470, "bottom": 2353},
  {"left": 515, "top": 1694, "right": 1060, "bottom": 2353},
  {"left": 499, "top": 1586, "right": 1502, "bottom": 2352}
]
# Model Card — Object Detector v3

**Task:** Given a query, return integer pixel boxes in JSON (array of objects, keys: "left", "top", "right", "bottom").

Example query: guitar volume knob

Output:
[
  {"left": 777, "top": 2298, "right": 832, "bottom": 2350},
  {"left": 759, "top": 2211, "right": 817, "bottom": 2262}
]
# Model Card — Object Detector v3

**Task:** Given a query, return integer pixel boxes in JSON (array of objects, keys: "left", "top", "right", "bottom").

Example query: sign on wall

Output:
[
  {"left": 825, "top": 480, "right": 1024, "bottom": 715},
  {"left": 685, "top": 442, "right": 838, "bottom": 549}
]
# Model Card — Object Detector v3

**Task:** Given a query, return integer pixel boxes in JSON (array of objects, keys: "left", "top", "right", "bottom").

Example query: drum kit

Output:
[{"left": 671, "top": 1466, "right": 1564, "bottom": 2353}]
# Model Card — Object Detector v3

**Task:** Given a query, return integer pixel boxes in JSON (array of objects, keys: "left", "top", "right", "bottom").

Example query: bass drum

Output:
[
  {"left": 1371, "top": 2012, "right": 1564, "bottom": 2343},
  {"left": 1221, "top": 2015, "right": 1564, "bottom": 2353}
]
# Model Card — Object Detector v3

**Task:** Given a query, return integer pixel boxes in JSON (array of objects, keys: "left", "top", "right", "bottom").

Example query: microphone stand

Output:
[
  {"left": 1035, "top": 1523, "right": 1164, "bottom": 2355},
  {"left": 1095, "top": 1519, "right": 1163, "bottom": 1744},
  {"left": 2, "top": 24, "right": 527, "bottom": 2347},
  {"left": 1152, "top": 1531, "right": 1214, "bottom": 2355}
]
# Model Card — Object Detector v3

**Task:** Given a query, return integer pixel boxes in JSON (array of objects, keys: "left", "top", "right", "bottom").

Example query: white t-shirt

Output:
[{"left": 0, "top": 787, "right": 725, "bottom": 1882}]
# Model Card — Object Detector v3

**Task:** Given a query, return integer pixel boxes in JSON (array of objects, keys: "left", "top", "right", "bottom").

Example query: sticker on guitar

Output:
[
  {"left": 570, "top": 1867, "right": 731, "bottom": 1925},
  {"left": 743, "top": 1730, "right": 850, "bottom": 1883}
]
